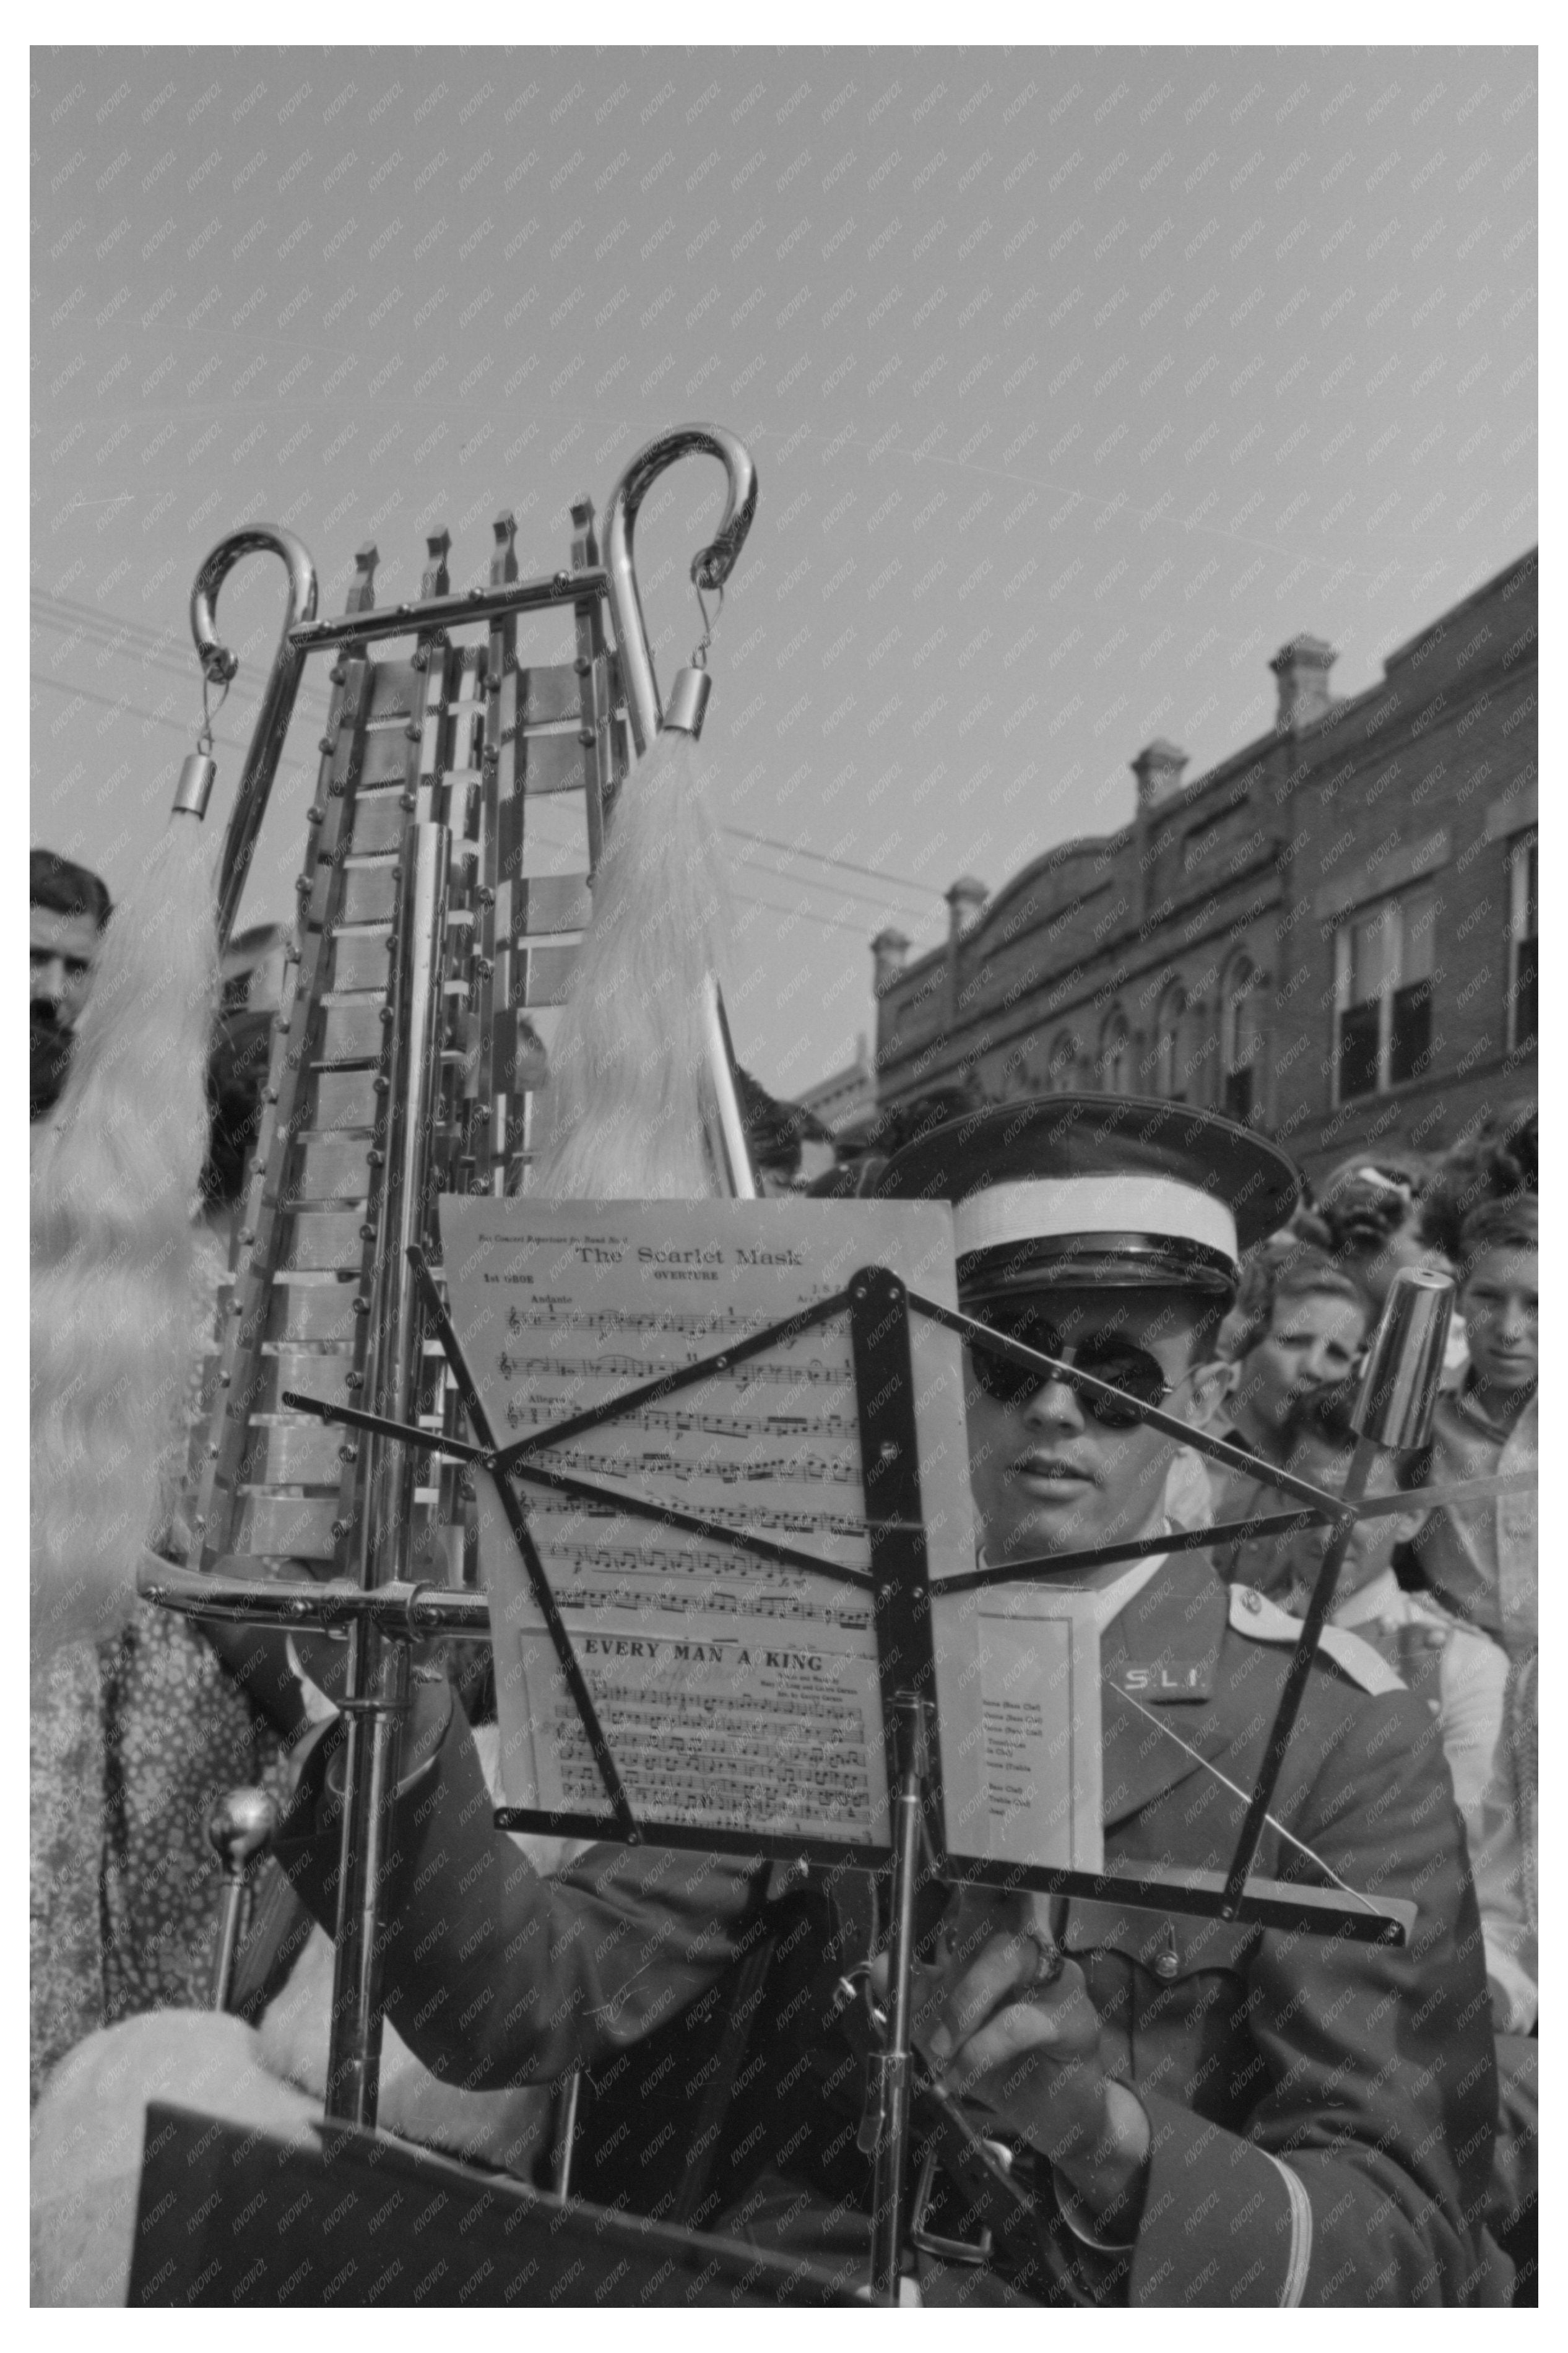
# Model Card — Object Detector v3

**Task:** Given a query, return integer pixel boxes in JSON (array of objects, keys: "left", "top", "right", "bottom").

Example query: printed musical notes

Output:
[
  {"left": 440, "top": 1196, "right": 982, "bottom": 1850},
  {"left": 503, "top": 1441, "right": 860, "bottom": 1489},
  {"left": 506, "top": 1301, "right": 755, "bottom": 1341},
  {"left": 496, "top": 1350, "right": 852, "bottom": 1389},
  {"left": 542, "top": 1652, "right": 881, "bottom": 1831}
]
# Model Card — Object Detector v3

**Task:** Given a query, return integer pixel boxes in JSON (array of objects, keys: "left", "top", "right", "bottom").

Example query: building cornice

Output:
[
  {"left": 878, "top": 555, "right": 1536, "bottom": 1027},
  {"left": 875, "top": 881, "right": 1282, "bottom": 1090}
]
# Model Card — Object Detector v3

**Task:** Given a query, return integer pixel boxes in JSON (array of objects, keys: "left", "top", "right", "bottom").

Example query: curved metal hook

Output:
[
  {"left": 191, "top": 523, "right": 316, "bottom": 685},
  {"left": 178, "top": 525, "right": 319, "bottom": 948},
  {"left": 602, "top": 423, "right": 758, "bottom": 755}
]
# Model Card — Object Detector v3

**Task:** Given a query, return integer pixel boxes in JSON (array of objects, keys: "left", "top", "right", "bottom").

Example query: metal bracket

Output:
[{"left": 908, "top": 2149, "right": 995, "bottom": 2268}]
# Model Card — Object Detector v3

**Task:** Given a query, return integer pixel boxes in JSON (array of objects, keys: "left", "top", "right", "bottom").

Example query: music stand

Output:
[
  {"left": 350, "top": 1246, "right": 1408, "bottom": 2302},
  {"left": 288, "top": 1229, "right": 1472, "bottom": 2302}
]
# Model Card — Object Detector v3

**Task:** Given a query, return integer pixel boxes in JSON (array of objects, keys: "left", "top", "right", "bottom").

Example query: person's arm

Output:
[
  {"left": 1152, "top": 1687, "right": 1500, "bottom": 2307},
  {"left": 194, "top": 1617, "right": 324, "bottom": 1744},
  {"left": 936, "top": 1681, "right": 1500, "bottom": 2305},
  {"left": 924, "top": 1900, "right": 1151, "bottom": 2240},
  {"left": 272, "top": 1676, "right": 765, "bottom": 2091},
  {"left": 1468, "top": 1743, "right": 1538, "bottom": 2035},
  {"left": 1426, "top": 1627, "right": 1535, "bottom": 2030}
]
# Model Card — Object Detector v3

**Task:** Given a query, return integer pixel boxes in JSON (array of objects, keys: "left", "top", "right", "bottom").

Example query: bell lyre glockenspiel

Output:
[{"left": 141, "top": 425, "right": 760, "bottom": 2125}]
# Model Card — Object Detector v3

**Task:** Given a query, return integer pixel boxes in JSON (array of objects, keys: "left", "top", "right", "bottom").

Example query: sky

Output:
[{"left": 31, "top": 43, "right": 1537, "bottom": 1100}]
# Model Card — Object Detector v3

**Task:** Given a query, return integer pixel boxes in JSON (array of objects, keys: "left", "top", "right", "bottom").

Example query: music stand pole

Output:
[{"left": 869, "top": 1692, "right": 930, "bottom": 2306}]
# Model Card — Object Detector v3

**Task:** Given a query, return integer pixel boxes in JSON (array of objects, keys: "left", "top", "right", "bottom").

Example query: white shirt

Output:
[{"left": 974, "top": 1545, "right": 1167, "bottom": 1635}]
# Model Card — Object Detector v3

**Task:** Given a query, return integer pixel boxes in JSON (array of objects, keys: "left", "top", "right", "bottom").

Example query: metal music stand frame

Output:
[{"left": 271, "top": 1246, "right": 1415, "bottom": 2303}]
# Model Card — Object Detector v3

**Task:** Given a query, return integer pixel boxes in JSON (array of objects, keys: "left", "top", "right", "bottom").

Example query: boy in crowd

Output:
[{"left": 1410, "top": 1197, "right": 1537, "bottom": 1667}]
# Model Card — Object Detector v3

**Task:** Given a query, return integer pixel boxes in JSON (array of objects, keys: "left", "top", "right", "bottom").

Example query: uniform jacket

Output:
[{"left": 275, "top": 1549, "right": 1499, "bottom": 2307}]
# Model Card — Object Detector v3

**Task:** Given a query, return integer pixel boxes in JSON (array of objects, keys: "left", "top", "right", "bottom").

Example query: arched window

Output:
[
  {"left": 998, "top": 1041, "right": 1033, "bottom": 1099},
  {"left": 1098, "top": 1007, "right": 1131, "bottom": 1094},
  {"left": 1221, "top": 956, "right": 1262, "bottom": 1120},
  {"left": 1047, "top": 1031, "right": 1078, "bottom": 1092},
  {"left": 1154, "top": 984, "right": 1189, "bottom": 1101}
]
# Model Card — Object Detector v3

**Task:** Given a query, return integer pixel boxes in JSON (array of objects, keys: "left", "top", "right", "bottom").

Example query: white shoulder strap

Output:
[{"left": 1228, "top": 1584, "right": 1406, "bottom": 1697}]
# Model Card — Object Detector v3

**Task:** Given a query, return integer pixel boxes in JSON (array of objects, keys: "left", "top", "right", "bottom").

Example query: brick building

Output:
[
  {"left": 871, "top": 550, "right": 1537, "bottom": 1186},
  {"left": 797, "top": 1034, "right": 878, "bottom": 1142}
]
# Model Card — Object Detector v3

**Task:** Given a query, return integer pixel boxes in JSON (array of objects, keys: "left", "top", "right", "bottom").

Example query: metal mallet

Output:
[{"left": 207, "top": 1785, "right": 280, "bottom": 2012}]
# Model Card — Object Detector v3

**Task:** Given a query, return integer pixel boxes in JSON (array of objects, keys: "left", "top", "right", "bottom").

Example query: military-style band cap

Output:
[{"left": 877, "top": 1094, "right": 1301, "bottom": 1301}]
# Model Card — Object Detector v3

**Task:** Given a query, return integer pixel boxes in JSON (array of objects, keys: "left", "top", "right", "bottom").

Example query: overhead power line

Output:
[
  {"left": 728, "top": 846, "right": 933, "bottom": 917},
  {"left": 36, "top": 605, "right": 946, "bottom": 903},
  {"left": 35, "top": 621, "right": 933, "bottom": 942},
  {"left": 719, "top": 823, "right": 945, "bottom": 898},
  {"left": 729, "top": 890, "right": 881, "bottom": 940},
  {"left": 35, "top": 600, "right": 951, "bottom": 911},
  {"left": 30, "top": 596, "right": 334, "bottom": 711},
  {"left": 32, "top": 691, "right": 888, "bottom": 950},
  {"left": 30, "top": 671, "right": 278, "bottom": 753}
]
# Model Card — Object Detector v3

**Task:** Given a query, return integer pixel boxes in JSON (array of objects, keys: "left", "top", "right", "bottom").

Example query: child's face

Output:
[
  {"left": 1237, "top": 1289, "right": 1367, "bottom": 1432},
  {"left": 1460, "top": 1246, "right": 1537, "bottom": 1393}
]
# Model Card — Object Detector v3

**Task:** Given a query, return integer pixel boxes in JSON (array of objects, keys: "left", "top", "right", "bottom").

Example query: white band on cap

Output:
[{"left": 955, "top": 1176, "right": 1238, "bottom": 1267}]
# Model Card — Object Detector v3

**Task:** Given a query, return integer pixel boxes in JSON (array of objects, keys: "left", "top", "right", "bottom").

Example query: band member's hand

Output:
[
  {"left": 320, "top": 1670, "right": 454, "bottom": 1805},
  {"left": 923, "top": 1891, "right": 1151, "bottom": 2232}
]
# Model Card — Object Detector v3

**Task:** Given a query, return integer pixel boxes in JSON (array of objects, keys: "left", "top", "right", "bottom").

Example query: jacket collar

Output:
[{"left": 1453, "top": 1377, "right": 1537, "bottom": 1446}]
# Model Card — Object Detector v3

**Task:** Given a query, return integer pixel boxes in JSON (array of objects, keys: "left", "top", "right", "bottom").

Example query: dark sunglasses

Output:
[{"left": 964, "top": 1313, "right": 1173, "bottom": 1428}]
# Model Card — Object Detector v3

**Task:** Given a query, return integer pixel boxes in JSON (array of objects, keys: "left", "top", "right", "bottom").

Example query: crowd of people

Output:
[{"left": 30, "top": 840, "right": 1540, "bottom": 2306}]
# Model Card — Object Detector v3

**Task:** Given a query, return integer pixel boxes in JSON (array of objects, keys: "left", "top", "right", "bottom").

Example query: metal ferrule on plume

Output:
[
  {"left": 172, "top": 753, "right": 219, "bottom": 819},
  {"left": 663, "top": 663, "right": 713, "bottom": 739},
  {"left": 1351, "top": 1265, "right": 1455, "bottom": 1450}
]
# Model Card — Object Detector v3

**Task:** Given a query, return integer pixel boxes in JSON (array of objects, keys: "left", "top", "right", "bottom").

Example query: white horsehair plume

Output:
[
  {"left": 30, "top": 819, "right": 219, "bottom": 1662},
  {"left": 538, "top": 726, "right": 732, "bottom": 1200}
]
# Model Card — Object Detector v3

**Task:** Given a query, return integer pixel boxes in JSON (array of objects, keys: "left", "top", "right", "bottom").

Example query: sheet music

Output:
[
  {"left": 441, "top": 1198, "right": 974, "bottom": 1847},
  {"left": 439, "top": 1197, "right": 1101, "bottom": 1868}
]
